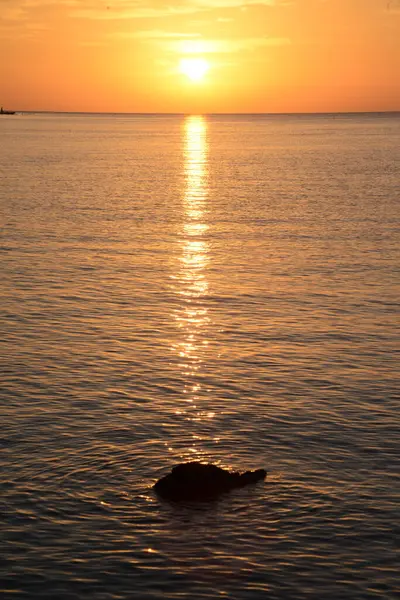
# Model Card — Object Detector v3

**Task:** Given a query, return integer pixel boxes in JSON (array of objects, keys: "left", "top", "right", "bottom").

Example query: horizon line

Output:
[{"left": 11, "top": 109, "right": 400, "bottom": 116}]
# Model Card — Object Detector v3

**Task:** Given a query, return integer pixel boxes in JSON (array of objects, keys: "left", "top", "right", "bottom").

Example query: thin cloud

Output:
[
  {"left": 0, "top": 0, "right": 282, "bottom": 35},
  {"left": 2, "top": 1, "right": 280, "bottom": 23},
  {"left": 165, "top": 35, "right": 290, "bottom": 55},
  {"left": 70, "top": 0, "right": 278, "bottom": 21},
  {"left": 134, "top": 30, "right": 201, "bottom": 38}
]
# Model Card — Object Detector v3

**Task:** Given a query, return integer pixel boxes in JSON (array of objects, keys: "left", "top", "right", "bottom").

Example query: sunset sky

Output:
[{"left": 1, "top": 0, "right": 399, "bottom": 113}]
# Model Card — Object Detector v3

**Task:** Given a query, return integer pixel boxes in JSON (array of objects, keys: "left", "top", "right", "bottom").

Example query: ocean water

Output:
[{"left": 0, "top": 112, "right": 399, "bottom": 599}]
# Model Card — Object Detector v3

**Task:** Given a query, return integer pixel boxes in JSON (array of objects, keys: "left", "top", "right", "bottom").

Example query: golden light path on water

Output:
[{"left": 171, "top": 115, "right": 215, "bottom": 460}]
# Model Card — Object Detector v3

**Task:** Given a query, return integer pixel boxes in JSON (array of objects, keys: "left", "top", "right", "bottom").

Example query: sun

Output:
[{"left": 179, "top": 58, "right": 210, "bottom": 82}]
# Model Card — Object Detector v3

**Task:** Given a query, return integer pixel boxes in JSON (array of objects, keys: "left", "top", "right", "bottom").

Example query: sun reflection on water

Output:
[
  {"left": 177, "top": 114, "right": 209, "bottom": 320},
  {"left": 171, "top": 115, "right": 212, "bottom": 458},
  {"left": 179, "top": 116, "right": 209, "bottom": 302}
]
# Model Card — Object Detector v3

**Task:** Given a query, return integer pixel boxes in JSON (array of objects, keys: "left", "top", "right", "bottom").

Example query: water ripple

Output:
[{"left": 1, "top": 113, "right": 399, "bottom": 599}]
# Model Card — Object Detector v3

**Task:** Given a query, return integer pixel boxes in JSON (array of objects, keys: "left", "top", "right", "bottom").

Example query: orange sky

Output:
[{"left": 1, "top": 0, "right": 399, "bottom": 113}]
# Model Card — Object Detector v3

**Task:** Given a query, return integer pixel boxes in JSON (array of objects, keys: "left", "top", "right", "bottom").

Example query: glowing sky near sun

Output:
[{"left": 1, "top": 0, "right": 399, "bottom": 113}]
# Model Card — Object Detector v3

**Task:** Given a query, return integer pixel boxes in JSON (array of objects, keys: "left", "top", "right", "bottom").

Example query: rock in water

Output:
[{"left": 153, "top": 462, "right": 267, "bottom": 501}]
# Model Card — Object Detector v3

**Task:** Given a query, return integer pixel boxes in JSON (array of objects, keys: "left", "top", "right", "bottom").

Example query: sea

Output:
[{"left": 0, "top": 112, "right": 399, "bottom": 599}]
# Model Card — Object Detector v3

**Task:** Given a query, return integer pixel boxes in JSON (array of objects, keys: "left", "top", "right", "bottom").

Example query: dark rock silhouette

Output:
[{"left": 153, "top": 462, "right": 267, "bottom": 501}]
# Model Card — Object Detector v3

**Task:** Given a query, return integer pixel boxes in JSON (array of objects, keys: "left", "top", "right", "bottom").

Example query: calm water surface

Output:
[{"left": 1, "top": 113, "right": 399, "bottom": 599}]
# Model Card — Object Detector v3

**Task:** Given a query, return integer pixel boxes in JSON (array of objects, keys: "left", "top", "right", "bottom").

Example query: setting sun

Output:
[{"left": 179, "top": 58, "right": 210, "bottom": 82}]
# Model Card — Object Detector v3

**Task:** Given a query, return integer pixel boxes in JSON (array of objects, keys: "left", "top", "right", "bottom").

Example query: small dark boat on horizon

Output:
[{"left": 0, "top": 107, "right": 16, "bottom": 115}]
